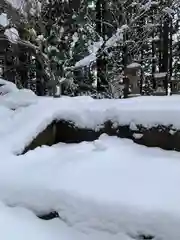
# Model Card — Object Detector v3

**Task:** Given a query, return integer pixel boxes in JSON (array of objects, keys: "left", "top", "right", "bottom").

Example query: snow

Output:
[
  {"left": 163, "top": 7, "right": 175, "bottom": 18},
  {"left": 142, "top": 1, "right": 159, "bottom": 11},
  {"left": 0, "top": 79, "right": 38, "bottom": 109},
  {"left": 2, "top": 94, "right": 180, "bottom": 154},
  {"left": 88, "top": 40, "right": 103, "bottom": 54},
  {"left": 127, "top": 62, "right": 141, "bottom": 69},
  {"left": 0, "top": 202, "right": 126, "bottom": 240},
  {"left": 105, "top": 25, "right": 128, "bottom": 48},
  {"left": 154, "top": 72, "right": 167, "bottom": 78},
  {"left": 1, "top": 87, "right": 180, "bottom": 239},
  {"left": 70, "top": 32, "right": 79, "bottom": 58},
  {"left": 0, "top": 88, "right": 38, "bottom": 109},
  {"left": 0, "top": 136, "right": 180, "bottom": 239},
  {"left": 4, "top": 27, "right": 19, "bottom": 43},
  {"left": 75, "top": 40, "right": 103, "bottom": 68},
  {"left": 0, "top": 78, "right": 18, "bottom": 94},
  {"left": 133, "top": 133, "right": 143, "bottom": 139},
  {"left": 75, "top": 24, "right": 128, "bottom": 68},
  {"left": 74, "top": 24, "right": 128, "bottom": 68},
  {"left": 0, "top": 202, "right": 61, "bottom": 240},
  {"left": 6, "top": 0, "right": 24, "bottom": 9},
  {"left": 1, "top": 94, "right": 180, "bottom": 154},
  {"left": 75, "top": 53, "right": 96, "bottom": 68},
  {"left": 0, "top": 13, "right": 9, "bottom": 27}
]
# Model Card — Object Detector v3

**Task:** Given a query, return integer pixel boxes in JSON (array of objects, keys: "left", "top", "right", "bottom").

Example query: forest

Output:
[{"left": 0, "top": 0, "right": 179, "bottom": 97}]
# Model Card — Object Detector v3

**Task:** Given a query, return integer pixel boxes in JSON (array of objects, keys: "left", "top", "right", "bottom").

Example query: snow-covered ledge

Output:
[{"left": 1, "top": 95, "right": 180, "bottom": 154}]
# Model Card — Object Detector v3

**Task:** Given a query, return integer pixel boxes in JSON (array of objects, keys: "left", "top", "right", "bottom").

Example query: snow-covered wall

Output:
[{"left": 1, "top": 95, "right": 180, "bottom": 154}]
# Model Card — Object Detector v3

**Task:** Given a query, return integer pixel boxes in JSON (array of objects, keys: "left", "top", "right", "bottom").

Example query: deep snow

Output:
[
  {"left": 0, "top": 136, "right": 180, "bottom": 239},
  {"left": 0, "top": 83, "right": 180, "bottom": 239},
  {"left": 0, "top": 202, "right": 131, "bottom": 240}
]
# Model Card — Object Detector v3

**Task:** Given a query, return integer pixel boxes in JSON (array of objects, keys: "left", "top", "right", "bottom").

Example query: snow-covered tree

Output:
[{"left": 0, "top": 0, "right": 179, "bottom": 98}]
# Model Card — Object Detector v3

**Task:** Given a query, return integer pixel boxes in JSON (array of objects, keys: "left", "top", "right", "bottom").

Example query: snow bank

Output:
[
  {"left": 25, "top": 95, "right": 180, "bottom": 130},
  {"left": 0, "top": 88, "right": 38, "bottom": 109},
  {"left": 0, "top": 78, "right": 38, "bottom": 109},
  {"left": 1, "top": 95, "right": 180, "bottom": 154},
  {"left": 0, "top": 78, "right": 18, "bottom": 93},
  {"left": 0, "top": 136, "right": 180, "bottom": 239}
]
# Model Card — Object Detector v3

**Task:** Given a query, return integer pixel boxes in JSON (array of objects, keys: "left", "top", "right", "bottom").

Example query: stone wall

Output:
[
  {"left": 23, "top": 123, "right": 56, "bottom": 154},
  {"left": 22, "top": 119, "right": 180, "bottom": 154}
]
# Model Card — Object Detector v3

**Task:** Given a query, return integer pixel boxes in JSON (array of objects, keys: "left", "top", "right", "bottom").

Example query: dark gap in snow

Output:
[
  {"left": 20, "top": 119, "right": 180, "bottom": 155},
  {"left": 37, "top": 211, "right": 59, "bottom": 220},
  {"left": 55, "top": 120, "right": 103, "bottom": 143},
  {"left": 21, "top": 120, "right": 132, "bottom": 154},
  {"left": 129, "top": 233, "right": 155, "bottom": 239},
  {"left": 136, "top": 235, "right": 154, "bottom": 239}
]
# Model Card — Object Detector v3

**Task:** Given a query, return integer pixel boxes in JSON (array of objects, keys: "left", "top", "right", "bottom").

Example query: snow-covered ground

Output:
[
  {"left": 1, "top": 135, "right": 180, "bottom": 239},
  {"left": 0, "top": 81, "right": 180, "bottom": 239},
  {"left": 0, "top": 201, "right": 129, "bottom": 240}
]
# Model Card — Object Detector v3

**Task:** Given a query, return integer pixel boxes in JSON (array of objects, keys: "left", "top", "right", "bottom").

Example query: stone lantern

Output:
[{"left": 124, "top": 62, "right": 141, "bottom": 94}]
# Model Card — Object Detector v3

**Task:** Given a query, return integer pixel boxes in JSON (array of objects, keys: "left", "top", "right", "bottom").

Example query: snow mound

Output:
[
  {"left": 1, "top": 95, "right": 180, "bottom": 154},
  {"left": 0, "top": 78, "right": 38, "bottom": 109},
  {"left": 0, "top": 88, "right": 38, "bottom": 109},
  {"left": 0, "top": 78, "right": 18, "bottom": 94},
  {"left": 0, "top": 136, "right": 180, "bottom": 239}
]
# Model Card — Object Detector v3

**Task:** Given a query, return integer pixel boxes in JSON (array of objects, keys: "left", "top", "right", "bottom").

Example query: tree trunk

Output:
[
  {"left": 162, "top": 17, "right": 169, "bottom": 95},
  {"left": 151, "top": 11, "right": 156, "bottom": 89},
  {"left": 169, "top": 19, "right": 173, "bottom": 80},
  {"left": 96, "top": 0, "right": 108, "bottom": 93}
]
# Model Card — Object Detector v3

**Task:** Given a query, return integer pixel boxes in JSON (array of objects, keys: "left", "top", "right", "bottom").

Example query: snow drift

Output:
[
  {"left": 0, "top": 78, "right": 38, "bottom": 109},
  {"left": 0, "top": 136, "right": 180, "bottom": 239}
]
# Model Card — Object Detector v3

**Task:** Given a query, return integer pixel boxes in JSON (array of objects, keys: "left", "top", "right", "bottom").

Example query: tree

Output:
[{"left": 1, "top": 0, "right": 179, "bottom": 98}]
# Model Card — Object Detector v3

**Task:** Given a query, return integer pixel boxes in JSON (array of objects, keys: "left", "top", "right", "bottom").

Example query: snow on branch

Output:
[
  {"left": 127, "top": 62, "right": 141, "bottom": 69},
  {"left": 105, "top": 25, "right": 129, "bottom": 48},
  {"left": 5, "top": 0, "right": 25, "bottom": 10},
  {"left": 162, "top": 7, "right": 175, "bottom": 18},
  {"left": 75, "top": 40, "right": 103, "bottom": 68},
  {"left": 141, "top": 0, "right": 159, "bottom": 11},
  {"left": 5, "top": 0, "right": 42, "bottom": 16},
  {"left": 73, "top": 0, "right": 166, "bottom": 69},
  {"left": 4, "top": 27, "right": 19, "bottom": 43}
]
